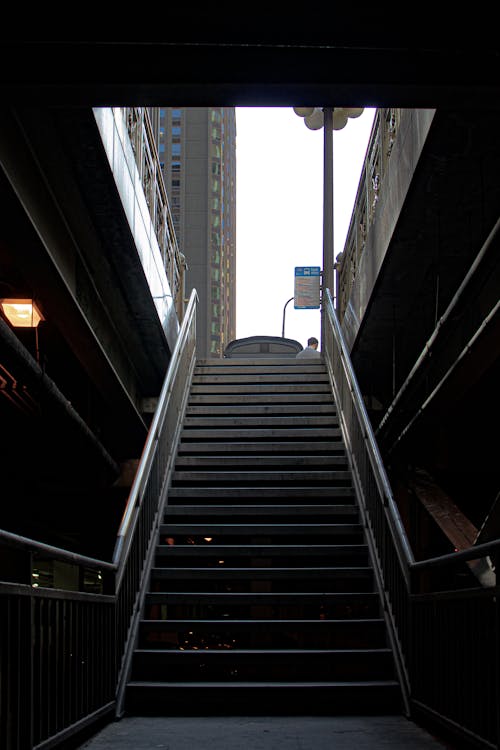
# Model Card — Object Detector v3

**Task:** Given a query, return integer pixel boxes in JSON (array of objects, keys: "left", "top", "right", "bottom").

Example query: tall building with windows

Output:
[{"left": 158, "top": 107, "right": 237, "bottom": 357}]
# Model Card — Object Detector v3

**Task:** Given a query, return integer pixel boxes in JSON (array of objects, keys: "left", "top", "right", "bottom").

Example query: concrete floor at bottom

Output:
[{"left": 79, "top": 715, "right": 454, "bottom": 749}]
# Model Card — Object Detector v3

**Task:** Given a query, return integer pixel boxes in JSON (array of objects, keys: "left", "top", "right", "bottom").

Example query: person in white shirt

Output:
[{"left": 296, "top": 336, "right": 321, "bottom": 358}]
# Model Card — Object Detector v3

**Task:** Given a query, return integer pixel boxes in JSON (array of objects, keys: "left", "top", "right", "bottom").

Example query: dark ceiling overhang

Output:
[{"left": 0, "top": 29, "right": 499, "bottom": 108}]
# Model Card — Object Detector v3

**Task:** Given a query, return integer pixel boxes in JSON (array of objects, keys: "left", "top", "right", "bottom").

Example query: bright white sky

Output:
[{"left": 235, "top": 106, "right": 376, "bottom": 348}]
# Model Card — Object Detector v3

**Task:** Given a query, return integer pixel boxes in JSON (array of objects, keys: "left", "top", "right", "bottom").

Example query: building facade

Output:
[{"left": 158, "top": 107, "right": 237, "bottom": 357}]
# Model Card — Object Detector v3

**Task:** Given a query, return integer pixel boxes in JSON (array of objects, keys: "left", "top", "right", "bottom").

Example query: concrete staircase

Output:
[{"left": 126, "top": 358, "right": 401, "bottom": 715}]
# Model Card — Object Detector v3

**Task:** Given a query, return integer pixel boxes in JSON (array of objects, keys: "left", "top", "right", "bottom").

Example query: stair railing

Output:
[
  {"left": 409, "top": 539, "right": 499, "bottom": 748},
  {"left": 0, "top": 530, "right": 116, "bottom": 750},
  {"left": 323, "top": 288, "right": 500, "bottom": 747},
  {"left": 112, "top": 289, "right": 198, "bottom": 716},
  {"left": 0, "top": 290, "right": 198, "bottom": 749},
  {"left": 323, "top": 287, "right": 414, "bottom": 712}
]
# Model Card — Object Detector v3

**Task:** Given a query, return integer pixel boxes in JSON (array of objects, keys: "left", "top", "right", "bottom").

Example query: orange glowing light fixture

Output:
[{"left": 0, "top": 299, "right": 44, "bottom": 328}]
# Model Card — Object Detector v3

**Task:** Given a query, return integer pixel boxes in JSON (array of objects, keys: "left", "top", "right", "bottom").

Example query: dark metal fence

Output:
[
  {"left": 410, "top": 545, "right": 500, "bottom": 749},
  {"left": 324, "top": 288, "right": 499, "bottom": 749},
  {"left": 0, "top": 536, "right": 115, "bottom": 750},
  {"left": 0, "top": 291, "right": 197, "bottom": 749}
]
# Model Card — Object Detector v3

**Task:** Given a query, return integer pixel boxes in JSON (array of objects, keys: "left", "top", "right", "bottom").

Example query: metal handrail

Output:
[
  {"left": 323, "top": 287, "right": 413, "bottom": 713},
  {"left": 377, "top": 215, "right": 500, "bottom": 447},
  {"left": 113, "top": 288, "right": 197, "bottom": 574},
  {"left": 411, "top": 537, "right": 500, "bottom": 572},
  {"left": 0, "top": 528, "right": 115, "bottom": 574},
  {"left": 112, "top": 288, "right": 198, "bottom": 717},
  {"left": 324, "top": 288, "right": 414, "bottom": 573},
  {"left": 0, "top": 290, "right": 198, "bottom": 749},
  {"left": 323, "top": 286, "right": 498, "bottom": 746}
]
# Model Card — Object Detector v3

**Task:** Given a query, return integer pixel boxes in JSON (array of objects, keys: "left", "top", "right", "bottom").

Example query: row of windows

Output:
[{"left": 157, "top": 107, "right": 236, "bottom": 355}]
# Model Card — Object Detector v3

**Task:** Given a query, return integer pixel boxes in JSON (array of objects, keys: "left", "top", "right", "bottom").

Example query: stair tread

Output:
[
  {"left": 134, "top": 647, "right": 392, "bottom": 655},
  {"left": 183, "top": 417, "right": 339, "bottom": 427},
  {"left": 192, "top": 375, "right": 330, "bottom": 382},
  {"left": 194, "top": 365, "right": 327, "bottom": 374},
  {"left": 146, "top": 592, "right": 378, "bottom": 599},
  {"left": 175, "top": 456, "right": 347, "bottom": 465},
  {"left": 186, "top": 405, "right": 337, "bottom": 413},
  {"left": 128, "top": 680, "right": 399, "bottom": 687},
  {"left": 164, "top": 505, "right": 357, "bottom": 515},
  {"left": 181, "top": 427, "right": 342, "bottom": 434},
  {"left": 194, "top": 362, "right": 327, "bottom": 367},
  {"left": 176, "top": 442, "right": 345, "bottom": 453},
  {"left": 168, "top": 488, "right": 354, "bottom": 497},
  {"left": 159, "top": 523, "right": 361, "bottom": 531},
  {"left": 156, "top": 544, "right": 367, "bottom": 552},
  {"left": 151, "top": 567, "right": 372, "bottom": 574},
  {"left": 141, "top": 617, "right": 383, "bottom": 623},
  {"left": 171, "top": 470, "right": 351, "bottom": 481},
  {"left": 189, "top": 399, "right": 335, "bottom": 407}
]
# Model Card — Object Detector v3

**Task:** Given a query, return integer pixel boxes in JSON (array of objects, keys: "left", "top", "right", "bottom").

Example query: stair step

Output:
[
  {"left": 144, "top": 591, "right": 380, "bottom": 619},
  {"left": 186, "top": 404, "right": 337, "bottom": 416},
  {"left": 138, "top": 618, "right": 387, "bottom": 649},
  {"left": 125, "top": 679, "right": 401, "bottom": 716},
  {"left": 176, "top": 441, "right": 345, "bottom": 455},
  {"left": 149, "top": 567, "right": 373, "bottom": 593},
  {"left": 194, "top": 364, "right": 327, "bottom": 375},
  {"left": 188, "top": 393, "right": 335, "bottom": 404},
  {"left": 171, "top": 470, "right": 351, "bottom": 485},
  {"left": 175, "top": 455, "right": 347, "bottom": 467},
  {"left": 131, "top": 648, "right": 394, "bottom": 681},
  {"left": 183, "top": 416, "right": 339, "bottom": 428},
  {"left": 180, "top": 428, "right": 343, "bottom": 441},
  {"left": 163, "top": 505, "right": 360, "bottom": 522},
  {"left": 155, "top": 545, "right": 368, "bottom": 566},
  {"left": 167, "top": 487, "right": 354, "bottom": 501},
  {"left": 192, "top": 374, "right": 330, "bottom": 384},
  {"left": 190, "top": 384, "right": 333, "bottom": 394},
  {"left": 196, "top": 355, "right": 325, "bottom": 370},
  {"left": 159, "top": 522, "right": 362, "bottom": 536}
]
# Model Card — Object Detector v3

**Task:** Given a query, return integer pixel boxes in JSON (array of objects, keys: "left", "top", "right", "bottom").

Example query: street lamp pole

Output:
[
  {"left": 322, "top": 107, "right": 334, "bottom": 346},
  {"left": 282, "top": 296, "right": 294, "bottom": 338},
  {"left": 293, "top": 106, "right": 364, "bottom": 349}
]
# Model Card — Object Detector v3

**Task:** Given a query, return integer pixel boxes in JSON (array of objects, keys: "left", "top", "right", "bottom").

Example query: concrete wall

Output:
[{"left": 341, "top": 109, "right": 435, "bottom": 352}]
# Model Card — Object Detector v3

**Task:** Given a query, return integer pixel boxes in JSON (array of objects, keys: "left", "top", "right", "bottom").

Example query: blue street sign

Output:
[{"left": 294, "top": 267, "right": 321, "bottom": 309}]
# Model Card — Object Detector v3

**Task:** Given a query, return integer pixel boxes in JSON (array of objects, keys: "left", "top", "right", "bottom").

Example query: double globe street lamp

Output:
[{"left": 293, "top": 107, "right": 364, "bottom": 344}]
